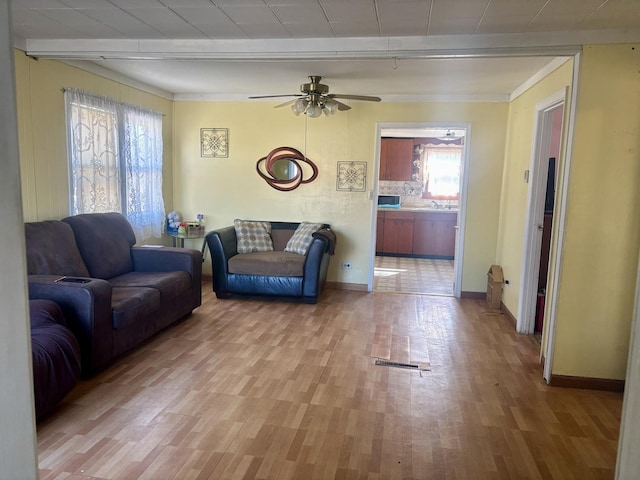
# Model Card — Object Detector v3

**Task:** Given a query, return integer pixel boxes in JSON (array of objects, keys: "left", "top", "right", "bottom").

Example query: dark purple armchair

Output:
[{"left": 30, "top": 299, "right": 81, "bottom": 420}]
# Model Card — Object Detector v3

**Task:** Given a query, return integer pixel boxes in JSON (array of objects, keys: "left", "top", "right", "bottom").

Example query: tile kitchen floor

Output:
[{"left": 374, "top": 255, "right": 454, "bottom": 295}]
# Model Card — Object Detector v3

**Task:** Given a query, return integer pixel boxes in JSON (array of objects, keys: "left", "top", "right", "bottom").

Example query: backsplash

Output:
[
  {"left": 378, "top": 179, "right": 422, "bottom": 196},
  {"left": 378, "top": 180, "right": 459, "bottom": 210}
]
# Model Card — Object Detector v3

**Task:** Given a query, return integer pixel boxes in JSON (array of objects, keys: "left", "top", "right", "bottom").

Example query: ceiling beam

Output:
[{"left": 23, "top": 29, "right": 640, "bottom": 60}]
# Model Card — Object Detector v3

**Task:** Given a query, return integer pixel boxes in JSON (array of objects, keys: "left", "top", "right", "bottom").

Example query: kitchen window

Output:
[{"left": 421, "top": 144, "right": 462, "bottom": 199}]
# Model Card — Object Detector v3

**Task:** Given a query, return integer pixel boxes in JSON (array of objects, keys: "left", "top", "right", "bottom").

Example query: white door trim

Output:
[
  {"left": 368, "top": 128, "right": 383, "bottom": 291},
  {"left": 455, "top": 125, "right": 471, "bottom": 298},
  {"left": 615, "top": 245, "right": 640, "bottom": 477},
  {"left": 516, "top": 90, "right": 566, "bottom": 334},
  {"left": 542, "top": 52, "right": 581, "bottom": 382},
  {"left": 369, "top": 121, "right": 470, "bottom": 298}
]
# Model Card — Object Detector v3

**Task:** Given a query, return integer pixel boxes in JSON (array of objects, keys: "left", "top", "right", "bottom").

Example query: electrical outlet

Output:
[{"left": 341, "top": 262, "right": 352, "bottom": 269}]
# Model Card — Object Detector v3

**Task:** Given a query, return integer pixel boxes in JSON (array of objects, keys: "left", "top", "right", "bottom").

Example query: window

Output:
[
  {"left": 421, "top": 145, "right": 462, "bottom": 199},
  {"left": 65, "top": 89, "right": 165, "bottom": 240}
]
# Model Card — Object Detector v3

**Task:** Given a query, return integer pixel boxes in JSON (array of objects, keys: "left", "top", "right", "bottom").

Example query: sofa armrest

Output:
[
  {"left": 27, "top": 275, "right": 113, "bottom": 375},
  {"left": 302, "top": 235, "right": 331, "bottom": 300},
  {"left": 205, "top": 227, "right": 238, "bottom": 295},
  {"left": 206, "top": 227, "right": 238, "bottom": 260},
  {"left": 131, "top": 246, "right": 202, "bottom": 277}
]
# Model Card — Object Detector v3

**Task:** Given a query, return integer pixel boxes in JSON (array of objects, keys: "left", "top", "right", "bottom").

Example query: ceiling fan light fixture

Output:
[
  {"left": 291, "top": 98, "right": 307, "bottom": 116},
  {"left": 306, "top": 103, "right": 322, "bottom": 118},
  {"left": 324, "top": 100, "right": 338, "bottom": 115}
]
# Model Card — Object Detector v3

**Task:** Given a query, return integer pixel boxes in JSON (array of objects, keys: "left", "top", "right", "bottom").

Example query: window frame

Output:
[
  {"left": 420, "top": 143, "right": 462, "bottom": 201},
  {"left": 64, "top": 89, "right": 165, "bottom": 240}
]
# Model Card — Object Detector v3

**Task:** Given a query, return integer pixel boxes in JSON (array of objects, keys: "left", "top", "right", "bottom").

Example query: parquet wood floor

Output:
[{"left": 37, "top": 284, "right": 622, "bottom": 479}]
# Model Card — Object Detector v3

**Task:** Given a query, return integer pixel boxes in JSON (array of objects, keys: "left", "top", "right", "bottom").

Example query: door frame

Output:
[
  {"left": 541, "top": 54, "right": 581, "bottom": 382},
  {"left": 368, "top": 121, "right": 471, "bottom": 298},
  {"left": 517, "top": 90, "right": 567, "bottom": 334}
]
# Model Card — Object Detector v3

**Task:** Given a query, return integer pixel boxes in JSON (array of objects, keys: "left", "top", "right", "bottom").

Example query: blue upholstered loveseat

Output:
[
  {"left": 25, "top": 212, "right": 202, "bottom": 374},
  {"left": 205, "top": 221, "right": 335, "bottom": 304}
]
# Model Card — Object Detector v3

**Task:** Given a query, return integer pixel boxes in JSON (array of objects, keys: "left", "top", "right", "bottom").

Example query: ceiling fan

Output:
[
  {"left": 437, "top": 129, "right": 457, "bottom": 140},
  {"left": 248, "top": 75, "right": 382, "bottom": 118}
]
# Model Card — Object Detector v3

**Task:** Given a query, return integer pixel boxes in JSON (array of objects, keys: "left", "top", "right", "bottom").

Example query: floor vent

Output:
[{"left": 375, "top": 359, "right": 420, "bottom": 370}]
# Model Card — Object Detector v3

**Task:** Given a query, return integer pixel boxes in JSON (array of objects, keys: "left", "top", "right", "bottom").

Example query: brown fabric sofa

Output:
[
  {"left": 205, "top": 221, "right": 335, "bottom": 304},
  {"left": 25, "top": 212, "right": 202, "bottom": 374}
]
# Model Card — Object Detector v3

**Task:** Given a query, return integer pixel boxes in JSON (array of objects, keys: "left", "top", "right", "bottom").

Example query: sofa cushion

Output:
[
  {"left": 25, "top": 221, "right": 90, "bottom": 277},
  {"left": 63, "top": 213, "right": 136, "bottom": 279},
  {"left": 271, "top": 228, "right": 295, "bottom": 251},
  {"left": 234, "top": 219, "right": 274, "bottom": 253},
  {"left": 228, "top": 251, "right": 305, "bottom": 277},
  {"left": 111, "top": 287, "right": 161, "bottom": 330},
  {"left": 109, "top": 271, "right": 191, "bottom": 300},
  {"left": 284, "top": 222, "right": 323, "bottom": 255}
]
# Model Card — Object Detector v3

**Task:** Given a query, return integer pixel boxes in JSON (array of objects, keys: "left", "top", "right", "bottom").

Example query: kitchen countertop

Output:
[{"left": 378, "top": 206, "right": 458, "bottom": 213}]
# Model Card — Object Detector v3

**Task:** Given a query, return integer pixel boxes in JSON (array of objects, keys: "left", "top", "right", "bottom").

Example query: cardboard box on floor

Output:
[{"left": 486, "top": 265, "right": 504, "bottom": 310}]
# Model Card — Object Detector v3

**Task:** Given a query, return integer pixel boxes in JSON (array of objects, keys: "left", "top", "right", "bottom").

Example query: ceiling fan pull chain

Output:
[{"left": 304, "top": 113, "right": 308, "bottom": 159}]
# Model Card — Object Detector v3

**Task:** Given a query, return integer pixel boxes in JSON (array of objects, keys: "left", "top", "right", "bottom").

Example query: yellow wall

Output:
[
  {"left": 13, "top": 51, "right": 174, "bottom": 228},
  {"left": 13, "top": 48, "right": 509, "bottom": 290},
  {"left": 13, "top": 44, "right": 640, "bottom": 381},
  {"left": 497, "top": 60, "right": 573, "bottom": 315},
  {"left": 173, "top": 100, "right": 509, "bottom": 288},
  {"left": 551, "top": 44, "right": 640, "bottom": 380}
]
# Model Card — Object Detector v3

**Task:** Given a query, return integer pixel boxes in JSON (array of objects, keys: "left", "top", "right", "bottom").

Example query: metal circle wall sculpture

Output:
[{"left": 256, "top": 146, "right": 318, "bottom": 191}]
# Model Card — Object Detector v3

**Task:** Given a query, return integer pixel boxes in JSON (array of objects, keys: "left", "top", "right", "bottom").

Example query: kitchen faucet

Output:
[{"left": 431, "top": 200, "right": 440, "bottom": 209}]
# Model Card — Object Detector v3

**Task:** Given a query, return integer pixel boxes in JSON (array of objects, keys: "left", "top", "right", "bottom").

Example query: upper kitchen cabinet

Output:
[{"left": 379, "top": 138, "right": 414, "bottom": 181}]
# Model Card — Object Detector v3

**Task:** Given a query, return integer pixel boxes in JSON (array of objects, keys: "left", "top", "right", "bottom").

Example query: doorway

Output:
[
  {"left": 370, "top": 123, "right": 470, "bottom": 297},
  {"left": 535, "top": 105, "right": 563, "bottom": 333},
  {"left": 517, "top": 91, "right": 566, "bottom": 334}
]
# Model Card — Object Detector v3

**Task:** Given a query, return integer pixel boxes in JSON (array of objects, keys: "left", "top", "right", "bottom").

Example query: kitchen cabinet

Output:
[
  {"left": 376, "top": 210, "right": 385, "bottom": 251},
  {"left": 412, "top": 215, "right": 437, "bottom": 256},
  {"left": 379, "top": 138, "right": 414, "bottom": 181},
  {"left": 413, "top": 212, "right": 457, "bottom": 257},
  {"left": 380, "top": 211, "right": 414, "bottom": 254},
  {"left": 377, "top": 210, "right": 457, "bottom": 258}
]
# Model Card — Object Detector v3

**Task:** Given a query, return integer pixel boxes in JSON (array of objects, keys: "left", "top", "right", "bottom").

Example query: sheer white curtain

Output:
[
  {"left": 422, "top": 145, "right": 462, "bottom": 197},
  {"left": 121, "top": 105, "right": 165, "bottom": 240},
  {"left": 66, "top": 90, "right": 121, "bottom": 213},
  {"left": 65, "top": 89, "right": 165, "bottom": 240}
]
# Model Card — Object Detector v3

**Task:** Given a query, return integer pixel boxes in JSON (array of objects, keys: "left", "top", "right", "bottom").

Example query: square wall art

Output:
[
  {"left": 201, "top": 128, "right": 229, "bottom": 158},
  {"left": 337, "top": 161, "right": 367, "bottom": 192}
]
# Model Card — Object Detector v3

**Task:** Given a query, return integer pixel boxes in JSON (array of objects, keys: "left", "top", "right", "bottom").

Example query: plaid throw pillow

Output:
[
  {"left": 234, "top": 219, "right": 274, "bottom": 253},
  {"left": 284, "top": 222, "right": 323, "bottom": 255}
]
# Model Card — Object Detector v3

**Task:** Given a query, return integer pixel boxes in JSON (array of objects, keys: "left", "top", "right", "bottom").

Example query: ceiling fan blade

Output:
[
  {"left": 329, "top": 94, "right": 382, "bottom": 102},
  {"left": 248, "top": 94, "right": 303, "bottom": 99},
  {"left": 274, "top": 98, "right": 299, "bottom": 108},
  {"left": 331, "top": 99, "right": 351, "bottom": 111}
]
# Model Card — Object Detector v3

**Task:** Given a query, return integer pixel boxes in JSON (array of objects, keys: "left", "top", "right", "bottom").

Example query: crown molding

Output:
[
  {"left": 510, "top": 57, "right": 574, "bottom": 102},
  {"left": 61, "top": 60, "right": 174, "bottom": 100},
  {"left": 173, "top": 93, "right": 509, "bottom": 103}
]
